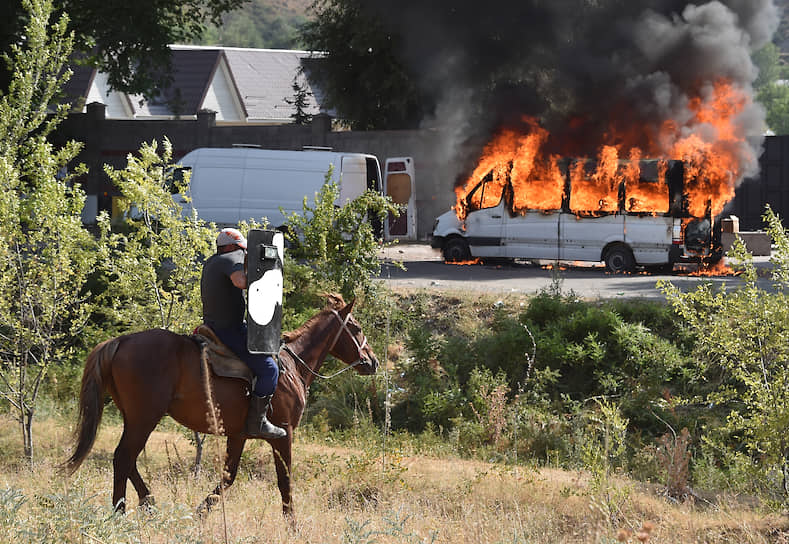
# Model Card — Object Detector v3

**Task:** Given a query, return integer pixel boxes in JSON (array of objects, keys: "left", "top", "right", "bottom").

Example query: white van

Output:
[
  {"left": 173, "top": 147, "right": 383, "bottom": 228},
  {"left": 431, "top": 159, "right": 717, "bottom": 273}
]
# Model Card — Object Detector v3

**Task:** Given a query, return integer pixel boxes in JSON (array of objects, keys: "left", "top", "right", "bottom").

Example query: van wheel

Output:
[
  {"left": 443, "top": 237, "right": 471, "bottom": 262},
  {"left": 604, "top": 245, "right": 635, "bottom": 273}
]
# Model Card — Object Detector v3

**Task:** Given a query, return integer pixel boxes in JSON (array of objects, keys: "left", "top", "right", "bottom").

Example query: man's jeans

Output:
[{"left": 208, "top": 322, "right": 278, "bottom": 396}]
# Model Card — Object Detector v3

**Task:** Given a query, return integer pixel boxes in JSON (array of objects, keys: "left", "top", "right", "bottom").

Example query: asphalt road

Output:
[{"left": 376, "top": 243, "right": 775, "bottom": 299}]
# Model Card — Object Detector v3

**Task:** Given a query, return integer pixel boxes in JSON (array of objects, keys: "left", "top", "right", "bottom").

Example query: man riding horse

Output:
[{"left": 200, "top": 227, "right": 286, "bottom": 439}]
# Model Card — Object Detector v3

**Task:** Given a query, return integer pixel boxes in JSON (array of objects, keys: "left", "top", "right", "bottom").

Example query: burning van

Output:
[{"left": 431, "top": 156, "right": 719, "bottom": 273}]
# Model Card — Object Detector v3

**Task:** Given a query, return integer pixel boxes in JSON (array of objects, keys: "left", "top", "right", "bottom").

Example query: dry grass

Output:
[{"left": 1, "top": 414, "right": 788, "bottom": 543}]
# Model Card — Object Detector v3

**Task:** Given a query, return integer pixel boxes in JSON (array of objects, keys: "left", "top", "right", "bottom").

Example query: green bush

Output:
[{"left": 284, "top": 168, "right": 398, "bottom": 299}]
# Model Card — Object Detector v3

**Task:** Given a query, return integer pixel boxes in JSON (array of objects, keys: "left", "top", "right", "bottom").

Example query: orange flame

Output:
[
  {"left": 683, "top": 261, "right": 738, "bottom": 277},
  {"left": 445, "top": 258, "right": 482, "bottom": 265},
  {"left": 455, "top": 79, "right": 752, "bottom": 222}
]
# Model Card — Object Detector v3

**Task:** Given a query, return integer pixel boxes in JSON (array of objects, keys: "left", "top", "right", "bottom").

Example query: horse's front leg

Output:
[
  {"left": 197, "top": 434, "right": 246, "bottom": 515},
  {"left": 271, "top": 432, "right": 294, "bottom": 522}
]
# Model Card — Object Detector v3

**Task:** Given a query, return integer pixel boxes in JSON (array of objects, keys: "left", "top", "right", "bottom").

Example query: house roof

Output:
[
  {"left": 63, "top": 45, "right": 331, "bottom": 123},
  {"left": 220, "top": 47, "right": 324, "bottom": 122},
  {"left": 132, "top": 48, "right": 223, "bottom": 117},
  {"left": 61, "top": 63, "right": 95, "bottom": 109}
]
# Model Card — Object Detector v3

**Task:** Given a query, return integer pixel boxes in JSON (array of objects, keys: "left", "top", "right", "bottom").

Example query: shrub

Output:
[
  {"left": 284, "top": 168, "right": 398, "bottom": 299},
  {"left": 660, "top": 207, "right": 789, "bottom": 499}
]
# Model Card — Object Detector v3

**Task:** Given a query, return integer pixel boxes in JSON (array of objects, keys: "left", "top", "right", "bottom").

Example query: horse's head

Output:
[{"left": 325, "top": 295, "right": 378, "bottom": 375}]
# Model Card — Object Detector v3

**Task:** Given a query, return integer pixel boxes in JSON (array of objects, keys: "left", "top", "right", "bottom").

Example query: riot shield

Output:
[{"left": 246, "top": 229, "right": 284, "bottom": 355}]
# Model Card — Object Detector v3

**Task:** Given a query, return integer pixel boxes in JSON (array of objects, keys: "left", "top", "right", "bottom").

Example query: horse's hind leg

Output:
[
  {"left": 112, "top": 421, "right": 157, "bottom": 512},
  {"left": 129, "top": 466, "right": 153, "bottom": 507}
]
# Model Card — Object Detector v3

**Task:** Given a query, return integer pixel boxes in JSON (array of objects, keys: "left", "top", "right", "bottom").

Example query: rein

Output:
[{"left": 281, "top": 309, "right": 368, "bottom": 381}]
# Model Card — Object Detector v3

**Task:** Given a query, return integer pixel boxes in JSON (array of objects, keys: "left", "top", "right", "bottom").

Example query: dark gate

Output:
[{"left": 724, "top": 135, "right": 789, "bottom": 231}]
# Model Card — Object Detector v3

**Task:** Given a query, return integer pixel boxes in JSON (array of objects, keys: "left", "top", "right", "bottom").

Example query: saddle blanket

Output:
[{"left": 192, "top": 325, "right": 255, "bottom": 387}]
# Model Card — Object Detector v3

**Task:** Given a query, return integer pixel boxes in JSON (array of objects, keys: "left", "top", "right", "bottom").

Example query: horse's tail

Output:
[{"left": 63, "top": 337, "right": 120, "bottom": 475}]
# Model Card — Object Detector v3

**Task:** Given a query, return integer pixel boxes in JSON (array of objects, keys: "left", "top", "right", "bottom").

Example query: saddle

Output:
[{"left": 192, "top": 325, "right": 255, "bottom": 388}]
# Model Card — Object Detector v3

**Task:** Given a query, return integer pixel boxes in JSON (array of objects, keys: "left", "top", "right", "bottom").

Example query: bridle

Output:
[
  {"left": 327, "top": 309, "right": 368, "bottom": 358},
  {"left": 281, "top": 308, "right": 370, "bottom": 380}
]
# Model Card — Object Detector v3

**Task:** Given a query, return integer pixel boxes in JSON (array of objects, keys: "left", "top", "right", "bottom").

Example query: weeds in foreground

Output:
[
  {"left": 0, "top": 485, "right": 200, "bottom": 543},
  {"left": 655, "top": 427, "right": 692, "bottom": 501}
]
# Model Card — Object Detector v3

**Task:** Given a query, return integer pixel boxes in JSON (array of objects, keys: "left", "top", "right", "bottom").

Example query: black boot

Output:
[{"left": 245, "top": 394, "right": 287, "bottom": 439}]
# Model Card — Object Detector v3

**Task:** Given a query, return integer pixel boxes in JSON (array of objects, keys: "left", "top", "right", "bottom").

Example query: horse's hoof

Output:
[
  {"left": 196, "top": 494, "right": 221, "bottom": 518},
  {"left": 139, "top": 495, "right": 157, "bottom": 514}
]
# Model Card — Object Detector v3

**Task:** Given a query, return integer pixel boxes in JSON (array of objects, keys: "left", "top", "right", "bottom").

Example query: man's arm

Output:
[{"left": 230, "top": 270, "right": 247, "bottom": 289}]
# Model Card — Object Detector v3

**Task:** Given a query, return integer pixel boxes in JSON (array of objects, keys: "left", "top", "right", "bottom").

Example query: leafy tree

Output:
[
  {"left": 753, "top": 42, "right": 789, "bottom": 135},
  {"left": 195, "top": 0, "right": 308, "bottom": 49},
  {"left": 1, "top": 0, "right": 247, "bottom": 97},
  {"left": 300, "top": 0, "right": 426, "bottom": 129},
  {"left": 97, "top": 139, "right": 214, "bottom": 334},
  {"left": 659, "top": 207, "right": 789, "bottom": 496},
  {"left": 753, "top": 43, "right": 785, "bottom": 90},
  {"left": 758, "top": 83, "right": 789, "bottom": 135},
  {"left": 98, "top": 139, "right": 215, "bottom": 468},
  {"left": 284, "top": 166, "right": 398, "bottom": 299},
  {"left": 0, "top": 0, "right": 95, "bottom": 462}
]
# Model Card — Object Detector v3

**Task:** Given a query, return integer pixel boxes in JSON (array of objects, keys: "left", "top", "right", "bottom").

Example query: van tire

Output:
[
  {"left": 443, "top": 237, "right": 471, "bottom": 262},
  {"left": 603, "top": 245, "right": 635, "bottom": 273}
]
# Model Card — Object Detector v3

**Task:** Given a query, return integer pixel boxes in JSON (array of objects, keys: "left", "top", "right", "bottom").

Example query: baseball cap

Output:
[{"left": 216, "top": 228, "right": 247, "bottom": 249}]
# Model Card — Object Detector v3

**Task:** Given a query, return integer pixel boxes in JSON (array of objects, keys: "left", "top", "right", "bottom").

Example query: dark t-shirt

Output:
[{"left": 201, "top": 249, "right": 246, "bottom": 329}]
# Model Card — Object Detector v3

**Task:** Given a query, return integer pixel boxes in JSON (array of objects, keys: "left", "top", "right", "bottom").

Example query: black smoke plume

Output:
[{"left": 361, "top": 0, "right": 779, "bottom": 186}]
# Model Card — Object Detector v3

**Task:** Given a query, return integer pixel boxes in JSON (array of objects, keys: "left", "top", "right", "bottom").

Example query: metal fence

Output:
[{"left": 724, "top": 135, "right": 789, "bottom": 231}]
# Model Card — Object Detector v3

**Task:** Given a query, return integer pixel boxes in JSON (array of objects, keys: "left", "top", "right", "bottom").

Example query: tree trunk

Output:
[
  {"left": 23, "top": 408, "right": 33, "bottom": 465},
  {"left": 193, "top": 431, "right": 205, "bottom": 476}
]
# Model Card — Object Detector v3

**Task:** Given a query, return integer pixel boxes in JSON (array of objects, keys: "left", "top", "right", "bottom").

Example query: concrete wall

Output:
[{"left": 51, "top": 104, "right": 457, "bottom": 239}]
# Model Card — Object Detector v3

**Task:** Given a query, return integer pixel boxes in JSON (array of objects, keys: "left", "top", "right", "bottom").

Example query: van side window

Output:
[
  {"left": 467, "top": 179, "right": 504, "bottom": 211},
  {"left": 625, "top": 161, "right": 669, "bottom": 214},
  {"left": 568, "top": 160, "right": 620, "bottom": 213}
]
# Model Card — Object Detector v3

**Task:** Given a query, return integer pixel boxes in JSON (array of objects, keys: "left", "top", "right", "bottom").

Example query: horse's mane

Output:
[{"left": 282, "top": 293, "right": 346, "bottom": 343}]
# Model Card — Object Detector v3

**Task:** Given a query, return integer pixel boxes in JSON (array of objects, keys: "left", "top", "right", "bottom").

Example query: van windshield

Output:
[{"left": 467, "top": 179, "right": 504, "bottom": 211}]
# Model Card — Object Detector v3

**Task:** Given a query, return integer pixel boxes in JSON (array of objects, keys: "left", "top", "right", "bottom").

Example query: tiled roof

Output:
[
  {"left": 132, "top": 48, "right": 222, "bottom": 117},
  {"left": 60, "top": 62, "right": 95, "bottom": 110},
  {"left": 221, "top": 47, "right": 325, "bottom": 121},
  {"left": 62, "top": 45, "right": 332, "bottom": 122}
]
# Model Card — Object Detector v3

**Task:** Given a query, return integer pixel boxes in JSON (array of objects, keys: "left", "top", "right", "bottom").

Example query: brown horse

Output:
[{"left": 64, "top": 294, "right": 378, "bottom": 517}]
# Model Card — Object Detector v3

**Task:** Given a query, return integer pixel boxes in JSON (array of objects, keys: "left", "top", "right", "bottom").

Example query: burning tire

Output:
[
  {"left": 443, "top": 237, "right": 471, "bottom": 262},
  {"left": 603, "top": 244, "right": 635, "bottom": 274}
]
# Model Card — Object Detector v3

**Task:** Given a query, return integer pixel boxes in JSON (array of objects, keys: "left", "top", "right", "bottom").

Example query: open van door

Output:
[{"left": 384, "top": 157, "right": 416, "bottom": 241}]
